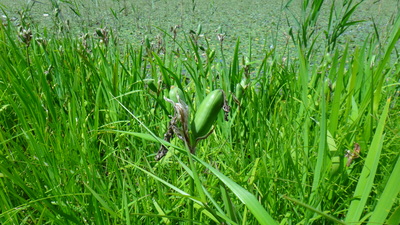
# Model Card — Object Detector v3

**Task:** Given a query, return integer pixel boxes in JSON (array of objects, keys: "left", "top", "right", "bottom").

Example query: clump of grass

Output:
[{"left": 0, "top": 1, "right": 399, "bottom": 224}]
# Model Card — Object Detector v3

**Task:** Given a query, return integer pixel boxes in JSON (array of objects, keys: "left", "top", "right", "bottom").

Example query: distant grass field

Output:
[
  {"left": 1, "top": 0, "right": 398, "bottom": 56},
  {"left": 1, "top": 0, "right": 399, "bottom": 224}
]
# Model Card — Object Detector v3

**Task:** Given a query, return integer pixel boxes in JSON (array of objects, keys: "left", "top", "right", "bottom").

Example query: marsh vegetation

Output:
[{"left": 1, "top": 0, "right": 399, "bottom": 224}]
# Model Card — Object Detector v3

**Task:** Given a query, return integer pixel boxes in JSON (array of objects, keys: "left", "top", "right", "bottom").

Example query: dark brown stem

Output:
[{"left": 155, "top": 119, "right": 175, "bottom": 161}]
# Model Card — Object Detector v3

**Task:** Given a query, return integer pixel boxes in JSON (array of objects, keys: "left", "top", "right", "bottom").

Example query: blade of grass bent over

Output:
[
  {"left": 345, "top": 98, "right": 391, "bottom": 223},
  {"left": 193, "top": 156, "right": 278, "bottom": 225}
]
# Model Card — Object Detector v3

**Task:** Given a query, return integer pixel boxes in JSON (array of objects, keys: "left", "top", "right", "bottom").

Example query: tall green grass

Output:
[{"left": 0, "top": 1, "right": 399, "bottom": 224}]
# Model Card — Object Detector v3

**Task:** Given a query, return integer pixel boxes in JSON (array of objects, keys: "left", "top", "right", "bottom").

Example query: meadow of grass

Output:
[{"left": 1, "top": 0, "right": 400, "bottom": 224}]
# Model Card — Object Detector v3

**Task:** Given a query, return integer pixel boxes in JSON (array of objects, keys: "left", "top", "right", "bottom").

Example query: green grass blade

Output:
[
  {"left": 193, "top": 156, "right": 278, "bottom": 225},
  {"left": 386, "top": 205, "right": 400, "bottom": 225},
  {"left": 345, "top": 98, "right": 391, "bottom": 223},
  {"left": 230, "top": 38, "right": 240, "bottom": 87},
  {"left": 283, "top": 195, "right": 346, "bottom": 225},
  {"left": 220, "top": 184, "right": 239, "bottom": 223},
  {"left": 297, "top": 46, "right": 310, "bottom": 160},
  {"left": 152, "top": 198, "right": 171, "bottom": 224},
  {"left": 372, "top": 14, "right": 400, "bottom": 114},
  {"left": 177, "top": 157, "right": 236, "bottom": 223},
  {"left": 308, "top": 76, "right": 328, "bottom": 210},
  {"left": 368, "top": 153, "right": 400, "bottom": 224},
  {"left": 122, "top": 159, "right": 201, "bottom": 205},
  {"left": 329, "top": 44, "right": 348, "bottom": 136},
  {"left": 84, "top": 184, "right": 117, "bottom": 217}
]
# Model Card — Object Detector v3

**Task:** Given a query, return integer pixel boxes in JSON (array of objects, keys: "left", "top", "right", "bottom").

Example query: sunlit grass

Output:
[{"left": 0, "top": 1, "right": 399, "bottom": 224}]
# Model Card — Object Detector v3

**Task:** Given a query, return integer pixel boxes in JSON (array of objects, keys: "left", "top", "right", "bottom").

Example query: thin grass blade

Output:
[
  {"left": 193, "top": 156, "right": 277, "bottom": 225},
  {"left": 345, "top": 98, "right": 391, "bottom": 223},
  {"left": 368, "top": 153, "right": 400, "bottom": 224}
]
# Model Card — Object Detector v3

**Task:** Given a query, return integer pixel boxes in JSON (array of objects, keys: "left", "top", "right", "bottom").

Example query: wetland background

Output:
[{"left": 2, "top": 0, "right": 399, "bottom": 57}]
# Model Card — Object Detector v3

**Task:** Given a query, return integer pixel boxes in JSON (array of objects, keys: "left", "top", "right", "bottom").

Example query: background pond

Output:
[{"left": 1, "top": 0, "right": 399, "bottom": 58}]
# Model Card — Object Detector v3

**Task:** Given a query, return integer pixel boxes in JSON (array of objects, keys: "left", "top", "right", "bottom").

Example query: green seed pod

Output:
[
  {"left": 196, "top": 24, "right": 202, "bottom": 35},
  {"left": 324, "top": 53, "right": 332, "bottom": 64},
  {"left": 208, "top": 50, "right": 215, "bottom": 60},
  {"left": 169, "top": 86, "right": 186, "bottom": 103},
  {"left": 236, "top": 83, "right": 244, "bottom": 100},
  {"left": 191, "top": 89, "right": 224, "bottom": 139}
]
